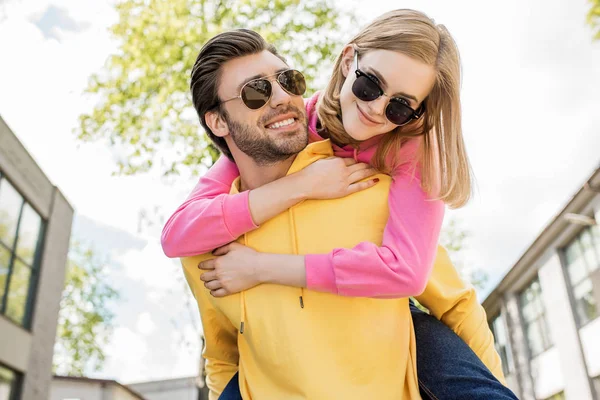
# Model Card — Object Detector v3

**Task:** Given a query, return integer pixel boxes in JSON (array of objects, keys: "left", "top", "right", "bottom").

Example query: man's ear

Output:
[
  {"left": 205, "top": 109, "right": 229, "bottom": 138},
  {"left": 340, "top": 44, "right": 356, "bottom": 78}
]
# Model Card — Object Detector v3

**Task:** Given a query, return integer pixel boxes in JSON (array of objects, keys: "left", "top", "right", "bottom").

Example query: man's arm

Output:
[
  {"left": 414, "top": 245, "right": 507, "bottom": 385},
  {"left": 181, "top": 255, "right": 239, "bottom": 400}
]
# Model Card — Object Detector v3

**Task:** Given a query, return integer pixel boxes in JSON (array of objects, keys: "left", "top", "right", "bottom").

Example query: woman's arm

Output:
[
  {"left": 161, "top": 156, "right": 378, "bottom": 258},
  {"left": 305, "top": 163, "right": 444, "bottom": 298},
  {"left": 199, "top": 163, "right": 444, "bottom": 299}
]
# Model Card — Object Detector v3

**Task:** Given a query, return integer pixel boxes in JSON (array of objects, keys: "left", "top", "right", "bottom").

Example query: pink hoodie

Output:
[{"left": 161, "top": 93, "right": 445, "bottom": 297}]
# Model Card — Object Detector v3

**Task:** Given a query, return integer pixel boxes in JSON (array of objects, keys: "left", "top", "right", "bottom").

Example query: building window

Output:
[
  {"left": 490, "top": 314, "right": 513, "bottom": 376},
  {"left": 0, "top": 173, "right": 44, "bottom": 328},
  {"left": 520, "top": 277, "right": 553, "bottom": 358},
  {"left": 0, "top": 364, "right": 21, "bottom": 400},
  {"left": 563, "top": 224, "right": 600, "bottom": 326}
]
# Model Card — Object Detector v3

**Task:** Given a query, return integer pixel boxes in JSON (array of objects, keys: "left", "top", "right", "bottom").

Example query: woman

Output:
[{"left": 166, "top": 9, "right": 516, "bottom": 400}]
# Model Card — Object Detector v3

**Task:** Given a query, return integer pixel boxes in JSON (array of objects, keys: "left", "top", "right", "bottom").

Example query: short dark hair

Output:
[{"left": 190, "top": 29, "right": 285, "bottom": 160}]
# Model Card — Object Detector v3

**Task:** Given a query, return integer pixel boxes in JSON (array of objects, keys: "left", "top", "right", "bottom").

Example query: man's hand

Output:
[
  {"left": 297, "top": 157, "right": 379, "bottom": 200},
  {"left": 198, "top": 242, "right": 262, "bottom": 297}
]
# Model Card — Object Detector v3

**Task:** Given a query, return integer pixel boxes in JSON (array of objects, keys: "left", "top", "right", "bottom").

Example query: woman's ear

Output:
[
  {"left": 205, "top": 109, "right": 229, "bottom": 138},
  {"left": 340, "top": 44, "right": 356, "bottom": 78}
]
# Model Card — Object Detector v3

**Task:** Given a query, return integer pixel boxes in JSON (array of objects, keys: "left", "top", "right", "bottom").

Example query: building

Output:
[
  {"left": 129, "top": 376, "right": 206, "bottom": 400},
  {"left": 0, "top": 115, "right": 74, "bottom": 399},
  {"left": 483, "top": 165, "right": 600, "bottom": 400},
  {"left": 50, "top": 376, "right": 145, "bottom": 400},
  {"left": 49, "top": 375, "right": 206, "bottom": 400}
]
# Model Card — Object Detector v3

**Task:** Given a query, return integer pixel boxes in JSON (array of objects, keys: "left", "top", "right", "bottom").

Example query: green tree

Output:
[
  {"left": 53, "top": 241, "right": 119, "bottom": 376},
  {"left": 411, "top": 218, "right": 486, "bottom": 313},
  {"left": 76, "top": 0, "right": 351, "bottom": 177},
  {"left": 589, "top": 0, "right": 600, "bottom": 39},
  {"left": 439, "top": 218, "right": 488, "bottom": 291}
]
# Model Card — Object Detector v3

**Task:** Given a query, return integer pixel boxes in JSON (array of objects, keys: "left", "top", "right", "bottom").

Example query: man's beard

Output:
[{"left": 223, "top": 106, "right": 308, "bottom": 166}]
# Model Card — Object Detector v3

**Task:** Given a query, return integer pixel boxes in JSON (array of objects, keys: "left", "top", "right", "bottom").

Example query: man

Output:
[{"left": 180, "top": 29, "right": 517, "bottom": 400}]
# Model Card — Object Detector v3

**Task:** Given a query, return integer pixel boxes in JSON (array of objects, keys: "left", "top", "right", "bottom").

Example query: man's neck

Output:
[{"left": 234, "top": 152, "right": 297, "bottom": 191}]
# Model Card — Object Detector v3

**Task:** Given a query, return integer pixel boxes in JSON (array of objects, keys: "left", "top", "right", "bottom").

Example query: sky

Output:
[{"left": 0, "top": 0, "right": 599, "bottom": 384}]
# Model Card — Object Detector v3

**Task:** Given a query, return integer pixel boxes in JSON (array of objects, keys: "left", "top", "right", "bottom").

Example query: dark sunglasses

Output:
[
  {"left": 352, "top": 51, "right": 425, "bottom": 126},
  {"left": 219, "top": 69, "right": 306, "bottom": 110}
]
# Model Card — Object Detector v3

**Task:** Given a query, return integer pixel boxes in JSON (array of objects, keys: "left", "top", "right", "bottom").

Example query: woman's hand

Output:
[
  {"left": 297, "top": 157, "right": 379, "bottom": 200},
  {"left": 198, "top": 242, "right": 263, "bottom": 297}
]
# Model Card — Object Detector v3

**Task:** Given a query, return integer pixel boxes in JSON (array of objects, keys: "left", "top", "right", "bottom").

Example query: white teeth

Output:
[{"left": 268, "top": 118, "right": 295, "bottom": 129}]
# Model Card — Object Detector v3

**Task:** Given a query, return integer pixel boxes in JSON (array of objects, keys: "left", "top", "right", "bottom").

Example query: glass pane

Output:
[
  {"left": 0, "top": 246, "right": 11, "bottom": 310},
  {"left": 5, "top": 260, "right": 32, "bottom": 326},
  {"left": 589, "top": 224, "right": 600, "bottom": 272},
  {"left": 566, "top": 241, "right": 588, "bottom": 284},
  {"left": 525, "top": 320, "right": 544, "bottom": 357},
  {"left": 492, "top": 317, "right": 507, "bottom": 345},
  {"left": 580, "top": 230, "right": 598, "bottom": 272},
  {"left": 574, "top": 279, "right": 598, "bottom": 325},
  {"left": 15, "top": 203, "right": 41, "bottom": 265},
  {"left": 521, "top": 301, "right": 538, "bottom": 323},
  {"left": 540, "top": 316, "right": 554, "bottom": 349},
  {"left": 0, "top": 364, "right": 16, "bottom": 400},
  {"left": 0, "top": 180, "right": 23, "bottom": 249}
]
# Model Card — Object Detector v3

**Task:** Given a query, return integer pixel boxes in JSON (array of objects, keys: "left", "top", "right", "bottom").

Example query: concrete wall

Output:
[
  {"left": 50, "top": 379, "right": 105, "bottom": 400},
  {"left": 129, "top": 377, "right": 199, "bottom": 400},
  {"left": 580, "top": 317, "right": 600, "bottom": 378},
  {"left": 50, "top": 379, "right": 143, "bottom": 400},
  {"left": 538, "top": 253, "right": 593, "bottom": 400},
  {"left": 0, "top": 115, "right": 74, "bottom": 399}
]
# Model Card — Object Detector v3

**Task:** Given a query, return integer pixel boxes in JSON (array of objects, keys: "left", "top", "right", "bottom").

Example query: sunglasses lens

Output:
[
  {"left": 278, "top": 70, "right": 306, "bottom": 96},
  {"left": 242, "top": 79, "right": 272, "bottom": 109},
  {"left": 386, "top": 100, "right": 415, "bottom": 126},
  {"left": 352, "top": 75, "right": 381, "bottom": 102}
]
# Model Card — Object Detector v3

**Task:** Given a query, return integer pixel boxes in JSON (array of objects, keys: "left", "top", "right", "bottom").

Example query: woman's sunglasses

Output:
[
  {"left": 219, "top": 69, "right": 306, "bottom": 110},
  {"left": 352, "top": 51, "right": 425, "bottom": 126}
]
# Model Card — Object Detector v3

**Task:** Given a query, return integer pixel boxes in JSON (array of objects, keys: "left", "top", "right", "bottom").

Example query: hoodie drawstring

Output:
[
  {"left": 240, "top": 235, "right": 248, "bottom": 334},
  {"left": 288, "top": 207, "right": 304, "bottom": 309}
]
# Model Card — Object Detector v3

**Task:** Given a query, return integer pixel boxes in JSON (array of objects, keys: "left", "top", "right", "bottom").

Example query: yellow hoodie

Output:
[{"left": 181, "top": 140, "right": 505, "bottom": 400}]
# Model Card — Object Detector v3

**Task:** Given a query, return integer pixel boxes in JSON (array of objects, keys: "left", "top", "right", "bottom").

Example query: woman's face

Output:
[{"left": 339, "top": 46, "right": 436, "bottom": 142}]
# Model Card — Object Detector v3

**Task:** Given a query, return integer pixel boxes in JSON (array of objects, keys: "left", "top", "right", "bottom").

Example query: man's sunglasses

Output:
[
  {"left": 219, "top": 69, "right": 306, "bottom": 110},
  {"left": 352, "top": 51, "right": 425, "bottom": 126}
]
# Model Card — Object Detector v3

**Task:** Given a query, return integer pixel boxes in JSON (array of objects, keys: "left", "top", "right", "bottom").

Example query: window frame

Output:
[
  {"left": 0, "top": 362, "right": 23, "bottom": 400},
  {"left": 0, "top": 171, "right": 46, "bottom": 330},
  {"left": 489, "top": 313, "right": 514, "bottom": 376},
  {"left": 561, "top": 222, "right": 600, "bottom": 328},
  {"left": 519, "top": 276, "right": 554, "bottom": 359}
]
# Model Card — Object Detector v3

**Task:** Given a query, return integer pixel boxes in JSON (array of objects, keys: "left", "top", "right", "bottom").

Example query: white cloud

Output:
[
  {"left": 120, "top": 238, "right": 181, "bottom": 290},
  {"left": 102, "top": 327, "right": 149, "bottom": 382},
  {"left": 136, "top": 312, "right": 156, "bottom": 336}
]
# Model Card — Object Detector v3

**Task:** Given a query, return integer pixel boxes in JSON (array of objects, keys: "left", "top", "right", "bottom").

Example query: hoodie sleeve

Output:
[
  {"left": 161, "top": 156, "right": 258, "bottom": 258},
  {"left": 181, "top": 256, "right": 239, "bottom": 400},
  {"left": 415, "top": 246, "right": 507, "bottom": 385},
  {"left": 305, "top": 162, "right": 444, "bottom": 298}
]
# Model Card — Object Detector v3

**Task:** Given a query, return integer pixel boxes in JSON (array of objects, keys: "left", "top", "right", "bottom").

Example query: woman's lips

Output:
[{"left": 356, "top": 104, "right": 381, "bottom": 127}]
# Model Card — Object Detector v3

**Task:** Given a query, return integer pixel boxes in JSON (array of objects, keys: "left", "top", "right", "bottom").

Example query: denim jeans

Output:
[{"left": 218, "top": 302, "right": 518, "bottom": 399}]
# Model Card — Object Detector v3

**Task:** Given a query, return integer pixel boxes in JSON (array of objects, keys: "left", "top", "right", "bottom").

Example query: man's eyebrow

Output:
[
  {"left": 236, "top": 67, "right": 289, "bottom": 92},
  {"left": 364, "top": 67, "right": 419, "bottom": 104}
]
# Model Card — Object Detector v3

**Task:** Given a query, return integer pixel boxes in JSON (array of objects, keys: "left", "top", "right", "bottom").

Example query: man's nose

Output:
[{"left": 268, "top": 80, "right": 292, "bottom": 109}]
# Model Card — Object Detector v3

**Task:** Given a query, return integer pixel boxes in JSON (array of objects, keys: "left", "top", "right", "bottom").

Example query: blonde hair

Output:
[{"left": 317, "top": 9, "right": 472, "bottom": 208}]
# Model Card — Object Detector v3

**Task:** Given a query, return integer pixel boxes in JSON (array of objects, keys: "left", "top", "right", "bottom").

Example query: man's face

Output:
[{"left": 217, "top": 50, "right": 308, "bottom": 165}]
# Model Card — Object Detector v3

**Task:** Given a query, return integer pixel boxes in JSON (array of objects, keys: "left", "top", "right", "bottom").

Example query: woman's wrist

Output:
[
  {"left": 255, "top": 253, "right": 307, "bottom": 288},
  {"left": 285, "top": 171, "right": 313, "bottom": 202}
]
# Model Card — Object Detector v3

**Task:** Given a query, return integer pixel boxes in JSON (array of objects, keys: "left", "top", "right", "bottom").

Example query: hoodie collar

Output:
[{"left": 230, "top": 140, "right": 334, "bottom": 194}]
